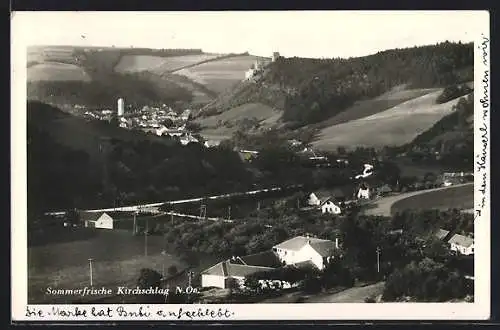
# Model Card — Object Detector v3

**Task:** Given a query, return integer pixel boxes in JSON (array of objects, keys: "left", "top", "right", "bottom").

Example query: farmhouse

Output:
[
  {"left": 272, "top": 236, "right": 340, "bottom": 270},
  {"left": 80, "top": 211, "right": 114, "bottom": 229},
  {"left": 357, "top": 183, "right": 371, "bottom": 200},
  {"left": 200, "top": 250, "right": 281, "bottom": 289},
  {"left": 434, "top": 228, "right": 452, "bottom": 241},
  {"left": 320, "top": 199, "right": 342, "bottom": 215},
  {"left": 447, "top": 234, "right": 474, "bottom": 255}
]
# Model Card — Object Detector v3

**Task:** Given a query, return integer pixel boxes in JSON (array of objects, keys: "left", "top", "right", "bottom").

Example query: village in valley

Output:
[{"left": 27, "top": 19, "right": 476, "bottom": 305}]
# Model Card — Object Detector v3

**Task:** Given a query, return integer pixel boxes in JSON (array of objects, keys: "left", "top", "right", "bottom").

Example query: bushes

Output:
[
  {"left": 436, "top": 84, "right": 473, "bottom": 104},
  {"left": 382, "top": 258, "right": 470, "bottom": 302}
]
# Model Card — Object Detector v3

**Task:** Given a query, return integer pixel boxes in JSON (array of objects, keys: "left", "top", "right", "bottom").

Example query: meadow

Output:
[
  {"left": 28, "top": 63, "right": 91, "bottom": 82},
  {"left": 311, "top": 86, "right": 439, "bottom": 129},
  {"left": 311, "top": 89, "right": 463, "bottom": 151},
  {"left": 28, "top": 229, "right": 186, "bottom": 304},
  {"left": 362, "top": 183, "right": 474, "bottom": 217}
]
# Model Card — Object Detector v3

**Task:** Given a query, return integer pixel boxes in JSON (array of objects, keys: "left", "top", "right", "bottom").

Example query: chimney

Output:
[{"left": 335, "top": 238, "right": 339, "bottom": 249}]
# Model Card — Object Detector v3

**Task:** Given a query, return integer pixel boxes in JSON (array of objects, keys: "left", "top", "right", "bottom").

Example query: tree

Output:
[
  {"left": 167, "top": 265, "right": 178, "bottom": 276},
  {"left": 136, "top": 268, "right": 164, "bottom": 303},
  {"left": 244, "top": 275, "right": 262, "bottom": 294}
]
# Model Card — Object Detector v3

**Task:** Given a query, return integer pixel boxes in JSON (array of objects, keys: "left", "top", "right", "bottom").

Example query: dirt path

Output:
[{"left": 363, "top": 183, "right": 473, "bottom": 217}]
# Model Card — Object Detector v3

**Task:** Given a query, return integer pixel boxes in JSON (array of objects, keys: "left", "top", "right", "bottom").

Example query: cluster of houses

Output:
[{"left": 201, "top": 235, "right": 339, "bottom": 290}]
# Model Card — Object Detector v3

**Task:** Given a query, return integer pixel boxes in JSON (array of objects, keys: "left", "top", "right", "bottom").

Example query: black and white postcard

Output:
[{"left": 11, "top": 10, "right": 490, "bottom": 321}]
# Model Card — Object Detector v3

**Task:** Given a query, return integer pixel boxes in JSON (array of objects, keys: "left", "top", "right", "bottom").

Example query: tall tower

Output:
[{"left": 117, "top": 98, "right": 125, "bottom": 117}]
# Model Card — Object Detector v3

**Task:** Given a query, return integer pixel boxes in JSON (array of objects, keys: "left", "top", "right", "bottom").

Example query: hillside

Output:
[
  {"left": 201, "top": 41, "right": 473, "bottom": 134},
  {"left": 311, "top": 89, "right": 465, "bottom": 150},
  {"left": 174, "top": 55, "right": 271, "bottom": 94},
  {"left": 27, "top": 101, "right": 254, "bottom": 216}
]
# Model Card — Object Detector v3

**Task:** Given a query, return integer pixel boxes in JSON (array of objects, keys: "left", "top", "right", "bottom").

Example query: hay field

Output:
[
  {"left": 312, "top": 89, "right": 463, "bottom": 151},
  {"left": 28, "top": 63, "right": 91, "bottom": 82},
  {"left": 114, "top": 54, "right": 222, "bottom": 73},
  {"left": 175, "top": 55, "right": 268, "bottom": 93},
  {"left": 313, "top": 87, "right": 439, "bottom": 129}
]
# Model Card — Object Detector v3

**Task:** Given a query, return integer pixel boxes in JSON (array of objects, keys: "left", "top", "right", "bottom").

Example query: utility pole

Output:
[
  {"left": 257, "top": 201, "right": 261, "bottom": 211},
  {"left": 88, "top": 258, "right": 94, "bottom": 287},
  {"left": 187, "top": 271, "right": 194, "bottom": 287},
  {"left": 227, "top": 205, "right": 231, "bottom": 220},
  {"left": 133, "top": 212, "right": 137, "bottom": 235},
  {"left": 144, "top": 218, "right": 149, "bottom": 257},
  {"left": 171, "top": 213, "right": 174, "bottom": 226},
  {"left": 376, "top": 246, "right": 381, "bottom": 274}
]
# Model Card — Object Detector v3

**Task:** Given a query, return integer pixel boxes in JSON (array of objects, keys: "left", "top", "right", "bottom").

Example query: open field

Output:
[
  {"left": 390, "top": 183, "right": 474, "bottom": 214},
  {"left": 363, "top": 183, "right": 474, "bottom": 217},
  {"left": 28, "top": 63, "right": 91, "bottom": 82},
  {"left": 114, "top": 54, "right": 223, "bottom": 74},
  {"left": 196, "top": 102, "right": 282, "bottom": 139},
  {"left": 312, "top": 86, "right": 439, "bottom": 129},
  {"left": 28, "top": 230, "right": 186, "bottom": 303},
  {"left": 312, "top": 89, "right": 464, "bottom": 151},
  {"left": 175, "top": 55, "right": 269, "bottom": 94}
]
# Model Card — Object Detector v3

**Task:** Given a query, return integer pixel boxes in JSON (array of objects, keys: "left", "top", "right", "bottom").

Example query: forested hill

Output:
[
  {"left": 204, "top": 42, "right": 473, "bottom": 127},
  {"left": 27, "top": 102, "right": 254, "bottom": 217}
]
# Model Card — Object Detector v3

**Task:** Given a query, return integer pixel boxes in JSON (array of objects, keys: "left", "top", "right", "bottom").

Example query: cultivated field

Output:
[
  {"left": 363, "top": 183, "right": 474, "bottom": 217},
  {"left": 312, "top": 86, "right": 439, "bottom": 129},
  {"left": 175, "top": 55, "right": 269, "bottom": 94},
  {"left": 312, "top": 89, "right": 464, "bottom": 151},
  {"left": 28, "top": 230, "right": 186, "bottom": 303},
  {"left": 114, "top": 54, "right": 222, "bottom": 74},
  {"left": 27, "top": 63, "right": 91, "bottom": 82}
]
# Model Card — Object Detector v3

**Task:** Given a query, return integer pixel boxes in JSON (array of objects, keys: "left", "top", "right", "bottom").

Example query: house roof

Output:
[
  {"left": 434, "top": 228, "right": 451, "bottom": 240},
  {"left": 237, "top": 250, "right": 282, "bottom": 268},
  {"left": 273, "top": 236, "right": 338, "bottom": 257},
  {"left": 448, "top": 234, "right": 474, "bottom": 248},
  {"left": 201, "top": 260, "right": 275, "bottom": 278},
  {"left": 79, "top": 211, "right": 108, "bottom": 222}
]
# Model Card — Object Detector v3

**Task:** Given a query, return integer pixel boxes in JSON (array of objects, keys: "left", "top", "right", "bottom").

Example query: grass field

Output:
[
  {"left": 28, "top": 63, "right": 91, "bottom": 82},
  {"left": 196, "top": 103, "right": 282, "bottom": 128},
  {"left": 175, "top": 55, "right": 268, "bottom": 94},
  {"left": 390, "top": 183, "right": 474, "bottom": 215},
  {"left": 312, "top": 88, "right": 464, "bottom": 151},
  {"left": 363, "top": 183, "right": 473, "bottom": 217},
  {"left": 114, "top": 54, "right": 223, "bottom": 74},
  {"left": 28, "top": 229, "right": 186, "bottom": 303},
  {"left": 312, "top": 86, "right": 439, "bottom": 129}
]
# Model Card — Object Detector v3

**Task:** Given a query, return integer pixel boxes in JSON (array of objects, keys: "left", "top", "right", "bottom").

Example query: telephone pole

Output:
[
  {"left": 133, "top": 212, "right": 137, "bottom": 235},
  {"left": 227, "top": 206, "right": 231, "bottom": 220},
  {"left": 257, "top": 201, "right": 261, "bottom": 211},
  {"left": 88, "top": 258, "right": 94, "bottom": 287},
  {"left": 144, "top": 218, "right": 149, "bottom": 257},
  {"left": 376, "top": 247, "right": 381, "bottom": 274},
  {"left": 171, "top": 213, "right": 174, "bottom": 226}
]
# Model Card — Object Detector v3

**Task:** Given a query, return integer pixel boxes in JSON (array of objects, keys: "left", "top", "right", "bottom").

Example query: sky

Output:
[{"left": 13, "top": 11, "right": 485, "bottom": 59}]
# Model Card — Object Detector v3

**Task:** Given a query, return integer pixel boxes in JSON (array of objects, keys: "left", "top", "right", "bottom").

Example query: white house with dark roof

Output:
[
  {"left": 272, "top": 236, "right": 339, "bottom": 270},
  {"left": 448, "top": 234, "right": 474, "bottom": 255},
  {"left": 201, "top": 259, "right": 276, "bottom": 289},
  {"left": 320, "top": 199, "right": 342, "bottom": 215},
  {"left": 79, "top": 211, "right": 114, "bottom": 229}
]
